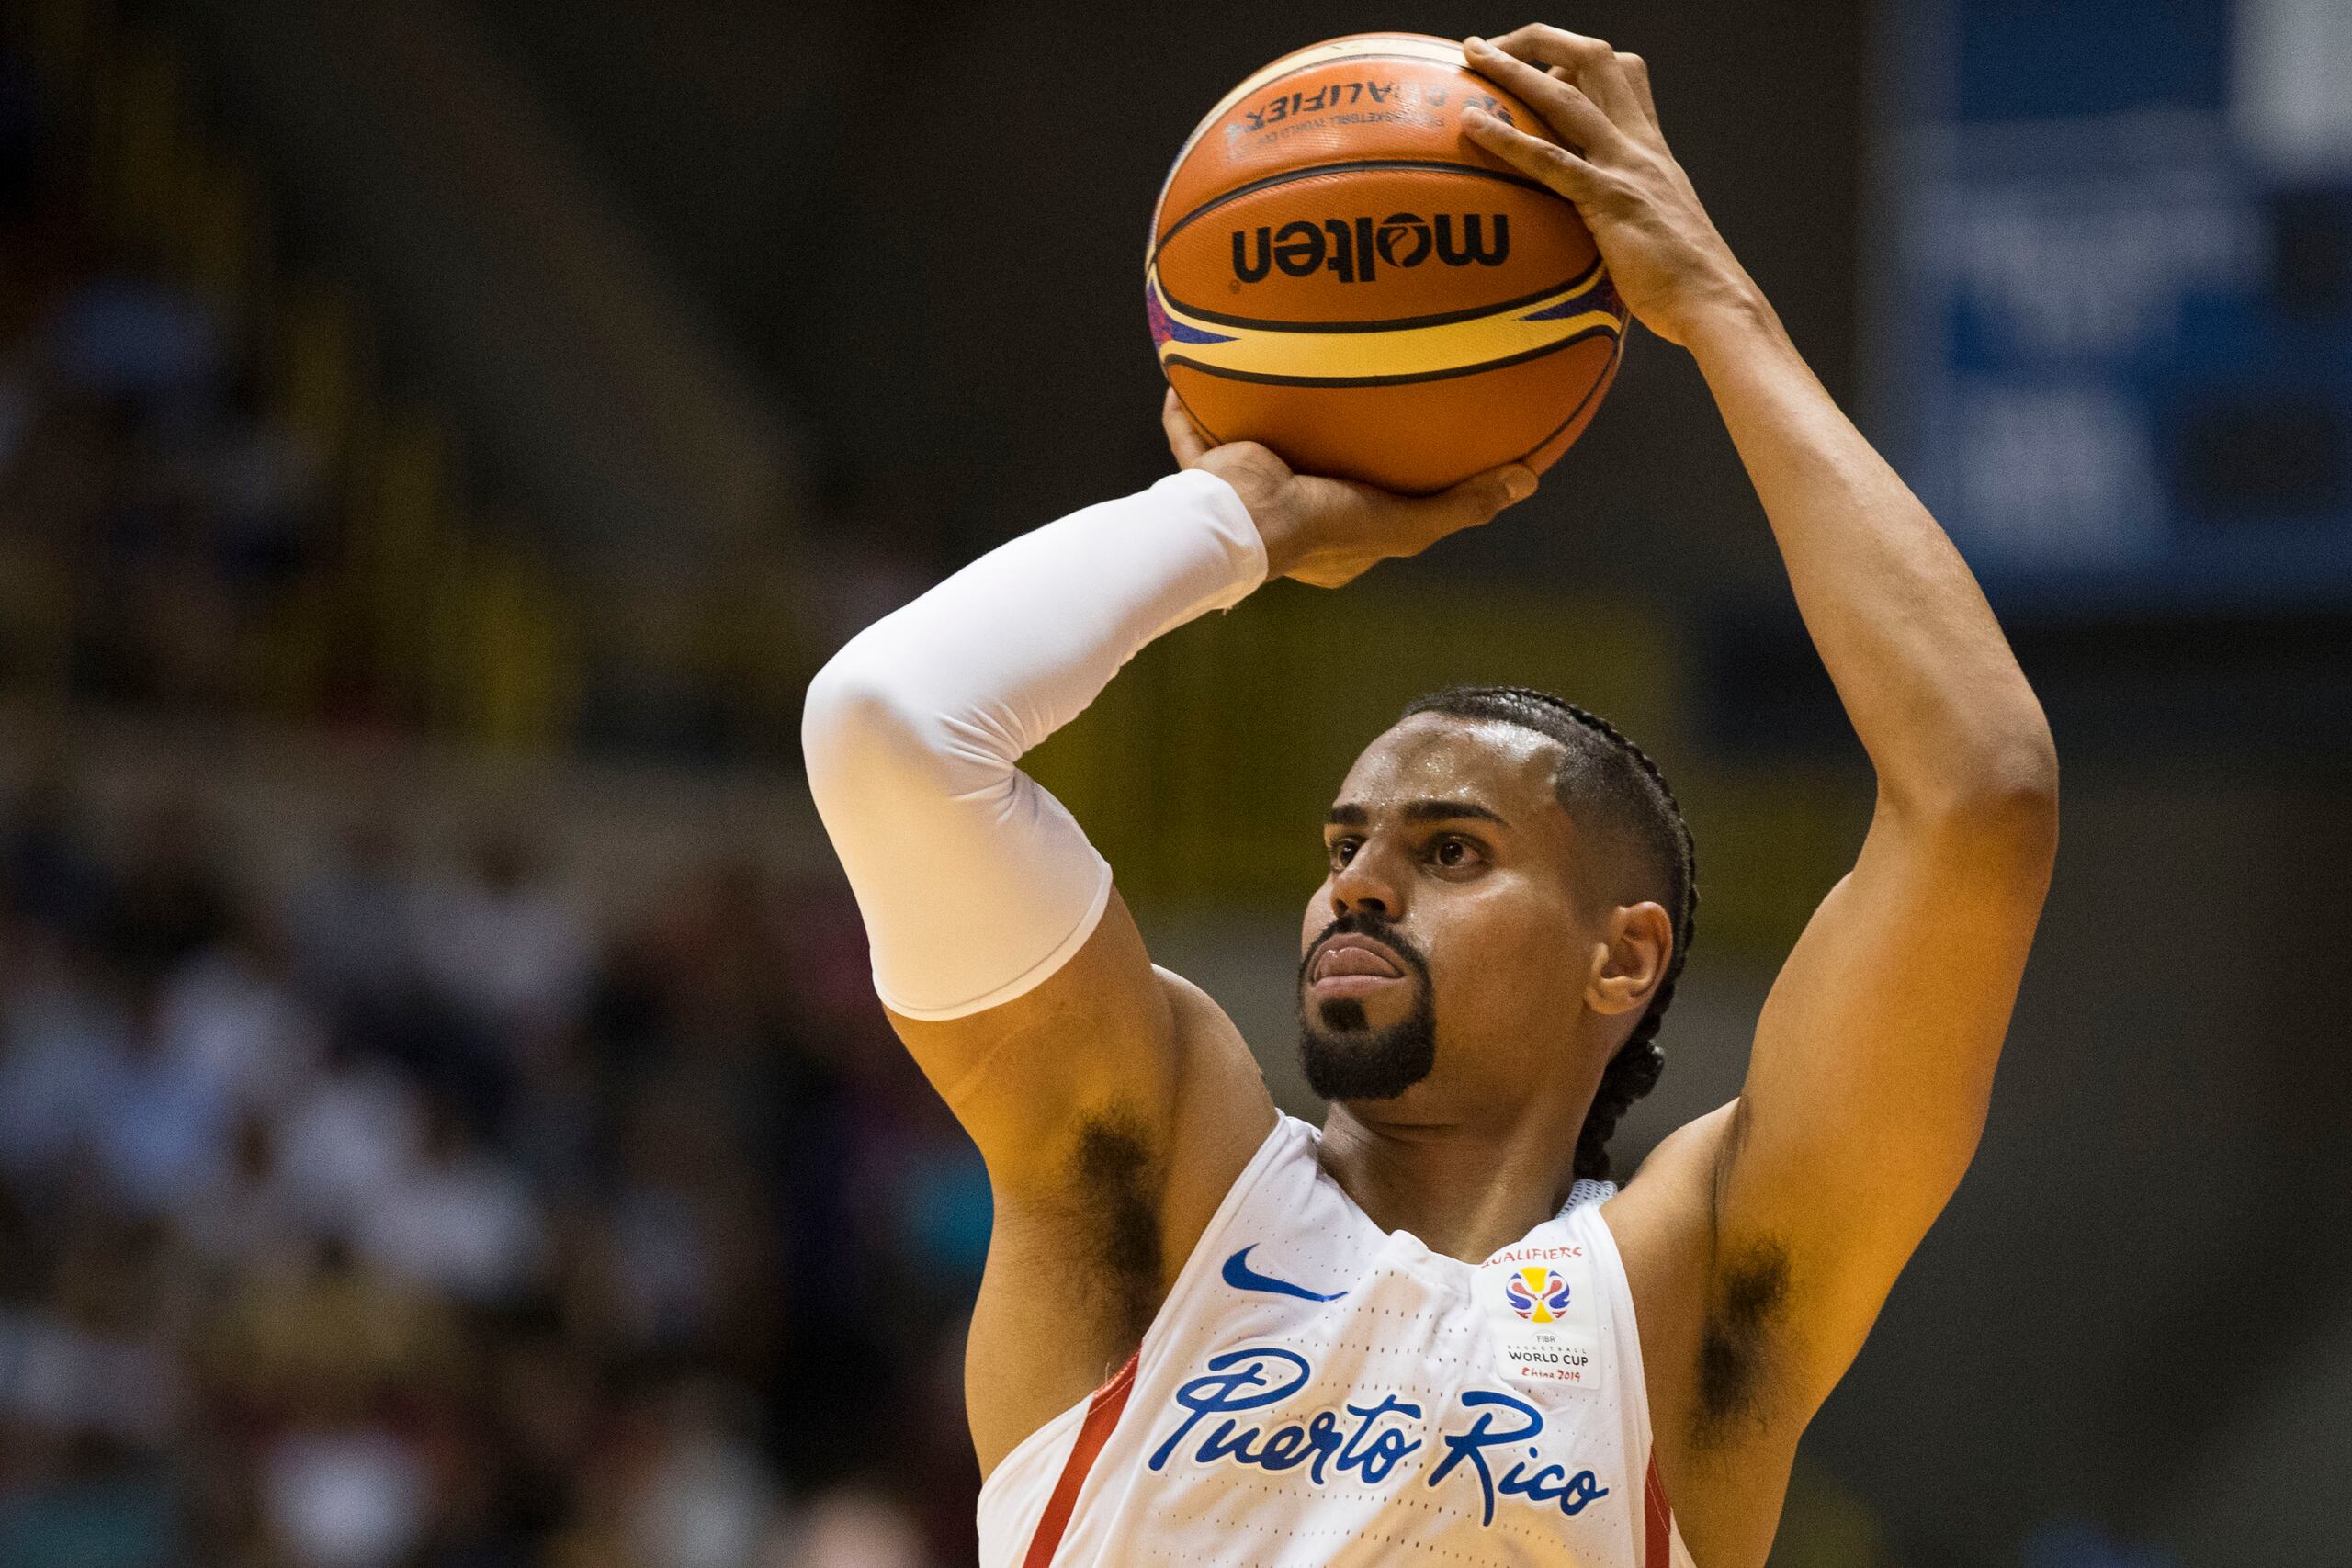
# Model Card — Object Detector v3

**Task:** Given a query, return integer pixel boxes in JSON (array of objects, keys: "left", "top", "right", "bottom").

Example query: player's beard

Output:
[{"left": 1297, "top": 913, "right": 1438, "bottom": 1101}]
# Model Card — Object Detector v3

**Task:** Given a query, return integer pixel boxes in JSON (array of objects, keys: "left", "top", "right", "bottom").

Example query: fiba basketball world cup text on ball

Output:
[{"left": 1231, "top": 213, "right": 1510, "bottom": 286}]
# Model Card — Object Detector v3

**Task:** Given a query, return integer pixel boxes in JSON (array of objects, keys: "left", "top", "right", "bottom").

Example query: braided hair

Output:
[{"left": 1397, "top": 685, "right": 1698, "bottom": 1181}]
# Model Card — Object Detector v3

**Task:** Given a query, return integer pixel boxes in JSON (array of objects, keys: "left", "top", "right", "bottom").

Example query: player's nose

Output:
[{"left": 1329, "top": 842, "right": 1403, "bottom": 919}]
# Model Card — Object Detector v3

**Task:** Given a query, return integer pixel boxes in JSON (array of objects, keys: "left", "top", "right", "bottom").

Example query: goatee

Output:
[{"left": 1297, "top": 915, "right": 1438, "bottom": 1101}]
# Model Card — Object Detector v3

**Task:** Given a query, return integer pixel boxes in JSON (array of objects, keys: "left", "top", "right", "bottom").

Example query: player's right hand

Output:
[
  {"left": 1161, "top": 389, "right": 1535, "bottom": 590},
  {"left": 1459, "top": 28, "right": 1759, "bottom": 350}
]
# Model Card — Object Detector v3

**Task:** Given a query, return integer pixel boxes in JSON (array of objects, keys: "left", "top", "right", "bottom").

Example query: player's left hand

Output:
[
  {"left": 1161, "top": 390, "right": 1533, "bottom": 590},
  {"left": 1459, "top": 28, "right": 1758, "bottom": 348}
]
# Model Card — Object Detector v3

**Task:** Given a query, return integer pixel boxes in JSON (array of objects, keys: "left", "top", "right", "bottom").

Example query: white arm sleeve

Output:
[{"left": 800, "top": 468, "right": 1268, "bottom": 1020}]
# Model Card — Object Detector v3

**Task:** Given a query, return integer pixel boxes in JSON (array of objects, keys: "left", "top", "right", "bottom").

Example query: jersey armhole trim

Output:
[
  {"left": 977, "top": 1113, "right": 1301, "bottom": 1499},
  {"left": 1585, "top": 1201, "right": 1686, "bottom": 1566},
  {"left": 1643, "top": 1449, "right": 1673, "bottom": 1568},
  {"left": 1021, "top": 1351, "right": 1139, "bottom": 1568},
  {"left": 1587, "top": 1200, "right": 1657, "bottom": 1454}
]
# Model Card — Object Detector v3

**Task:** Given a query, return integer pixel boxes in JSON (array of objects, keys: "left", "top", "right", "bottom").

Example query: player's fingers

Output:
[
  {"left": 1401, "top": 462, "right": 1538, "bottom": 546},
  {"left": 1462, "top": 37, "right": 1623, "bottom": 160},
  {"left": 1460, "top": 104, "right": 1604, "bottom": 205},
  {"left": 1481, "top": 25, "right": 1645, "bottom": 130},
  {"left": 1161, "top": 387, "right": 1211, "bottom": 467},
  {"left": 1485, "top": 22, "right": 1616, "bottom": 71},
  {"left": 1615, "top": 51, "right": 1661, "bottom": 134}
]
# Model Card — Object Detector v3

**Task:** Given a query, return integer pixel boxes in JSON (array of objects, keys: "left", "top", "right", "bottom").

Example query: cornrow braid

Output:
[{"left": 1398, "top": 685, "right": 1698, "bottom": 1181}]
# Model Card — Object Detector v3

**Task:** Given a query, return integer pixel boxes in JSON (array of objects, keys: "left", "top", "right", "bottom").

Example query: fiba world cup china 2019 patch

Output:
[{"left": 1478, "top": 1238, "right": 1603, "bottom": 1390}]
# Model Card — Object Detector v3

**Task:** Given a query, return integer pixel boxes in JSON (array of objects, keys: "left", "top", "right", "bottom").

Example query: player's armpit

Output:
[
  {"left": 890, "top": 886, "right": 1274, "bottom": 1475},
  {"left": 1707, "top": 786, "right": 2058, "bottom": 1426},
  {"left": 1605, "top": 1101, "right": 1807, "bottom": 1568}
]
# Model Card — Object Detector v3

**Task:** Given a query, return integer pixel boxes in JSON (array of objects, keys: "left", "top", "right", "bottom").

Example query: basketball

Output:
[{"left": 1147, "top": 33, "right": 1629, "bottom": 494}]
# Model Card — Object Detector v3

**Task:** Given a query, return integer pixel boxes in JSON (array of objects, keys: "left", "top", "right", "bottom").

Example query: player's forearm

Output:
[
  {"left": 1684, "top": 293, "right": 2057, "bottom": 822},
  {"left": 804, "top": 470, "right": 1265, "bottom": 783},
  {"left": 800, "top": 470, "right": 1266, "bottom": 1018}
]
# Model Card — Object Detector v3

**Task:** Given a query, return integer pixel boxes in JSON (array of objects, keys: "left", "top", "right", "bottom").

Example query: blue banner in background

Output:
[{"left": 1876, "top": 0, "right": 2352, "bottom": 613}]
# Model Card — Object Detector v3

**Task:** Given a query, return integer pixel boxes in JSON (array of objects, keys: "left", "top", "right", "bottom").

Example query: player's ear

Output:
[{"left": 1585, "top": 900, "right": 1671, "bottom": 1017}]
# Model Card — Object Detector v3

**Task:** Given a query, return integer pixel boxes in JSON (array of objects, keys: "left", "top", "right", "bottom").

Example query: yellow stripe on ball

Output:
[{"left": 1151, "top": 263, "right": 1621, "bottom": 386}]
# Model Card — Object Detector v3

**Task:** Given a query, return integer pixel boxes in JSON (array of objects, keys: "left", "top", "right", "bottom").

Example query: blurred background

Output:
[{"left": 0, "top": 0, "right": 2346, "bottom": 1564}]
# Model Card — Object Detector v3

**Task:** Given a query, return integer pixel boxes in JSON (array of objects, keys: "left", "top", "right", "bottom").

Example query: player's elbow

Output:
[
  {"left": 1910, "top": 724, "right": 2060, "bottom": 876},
  {"left": 1887, "top": 696, "right": 2059, "bottom": 859},
  {"left": 801, "top": 640, "right": 950, "bottom": 809},
  {"left": 1971, "top": 711, "right": 2059, "bottom": 837}
]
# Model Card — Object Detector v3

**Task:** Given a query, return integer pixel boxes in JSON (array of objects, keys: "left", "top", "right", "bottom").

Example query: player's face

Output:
[{"left": 1299, "top": 715, "right": 1602, "bottom": 1108}]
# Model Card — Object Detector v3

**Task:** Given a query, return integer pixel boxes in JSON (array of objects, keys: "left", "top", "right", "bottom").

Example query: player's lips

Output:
[{"left": 1308, "top": 934, "right": 1408, "bottom": 997}]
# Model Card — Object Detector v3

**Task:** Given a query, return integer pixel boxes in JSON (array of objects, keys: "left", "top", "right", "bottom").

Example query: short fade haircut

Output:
[{"left": 1397, "top": 684, "right": 1698, "bottom": 1181}]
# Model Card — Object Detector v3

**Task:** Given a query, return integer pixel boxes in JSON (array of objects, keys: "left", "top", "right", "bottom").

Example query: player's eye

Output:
[
  {"left": 1430, "top": 835, "right": 1481, "bottom": 870},
  {"left": 1327, "top": 836, "right": 1361, "bottom": 867}
]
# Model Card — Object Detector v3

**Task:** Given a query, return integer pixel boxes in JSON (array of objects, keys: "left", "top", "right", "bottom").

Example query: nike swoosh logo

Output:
[{"left": 1222, "top": 1245, "right": 1349, "bottom": 1302}]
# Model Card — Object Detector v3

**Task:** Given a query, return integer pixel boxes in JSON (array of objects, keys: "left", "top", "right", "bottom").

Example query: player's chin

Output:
[{"left": 1297, "top": 1009, "right": 1438, "bottom": 1102}]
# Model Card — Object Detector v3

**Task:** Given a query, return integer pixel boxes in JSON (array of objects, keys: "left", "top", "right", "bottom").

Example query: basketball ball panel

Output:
[
  {"left": 1159, "top": 34, "right": 1481, "bottom": 185},
  {"left": 1519, "top": 342, "right": 1624, "bottom": 477},
  {"left": 1167, "top": 333, "right": 1623, "bottom": 493},
  {"left": 1155, "top": 56, "right": 1561, "bottom": 244},
  {"left": 1154, "top": 167, "right": 1598, "bottom": 325}
]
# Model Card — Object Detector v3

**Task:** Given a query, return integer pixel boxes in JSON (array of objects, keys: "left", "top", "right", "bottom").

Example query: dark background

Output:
[{"left": 488, "top": 0, "right": 1862, "bottom": 594}]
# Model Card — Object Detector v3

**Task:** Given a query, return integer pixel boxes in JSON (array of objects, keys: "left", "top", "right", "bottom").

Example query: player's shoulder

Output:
[
  {"left": 1153, "top": 965, "right": 1279, "bottom": 1131},
  {"left": 1599, "top": 1100, "right": 1740, "bottom": 1333},
  {"left": 1611, "top": 1100, "right": 1741, "bottom": 1222},
  {"left": 1153, "top": 963, "right": 1282, "bottom": 1229}
]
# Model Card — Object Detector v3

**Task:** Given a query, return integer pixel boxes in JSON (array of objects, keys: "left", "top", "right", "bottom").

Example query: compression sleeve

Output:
[{"left": 800, "top": 468, "right": 1268, "bottom": 1020}]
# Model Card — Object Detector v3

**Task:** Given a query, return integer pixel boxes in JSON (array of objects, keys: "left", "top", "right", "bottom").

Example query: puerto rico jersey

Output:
[{"left": 978, "top": 1114, "right": 1697, "bottom": 1566}]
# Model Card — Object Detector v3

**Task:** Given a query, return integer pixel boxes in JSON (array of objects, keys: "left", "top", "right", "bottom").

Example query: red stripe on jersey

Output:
[
  {"left": 1644, "top": 1449, "right": 1673, "bottom": 1567},
  {"left": 1022, "top": 1352, "right": 1140, "bottom": 1568}
]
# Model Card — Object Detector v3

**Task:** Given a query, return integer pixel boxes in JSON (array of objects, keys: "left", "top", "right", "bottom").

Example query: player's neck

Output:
[{"left": 1316, "top": 1099, "right": 1586, "bottom": 1264}]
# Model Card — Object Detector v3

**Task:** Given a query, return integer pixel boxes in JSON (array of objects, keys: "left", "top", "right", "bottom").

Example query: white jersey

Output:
[{"left": 979, "top": 1114, "right": 1698, "bottom": 1567}]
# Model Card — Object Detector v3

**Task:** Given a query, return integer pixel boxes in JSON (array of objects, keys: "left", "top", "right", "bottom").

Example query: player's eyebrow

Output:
[{"left": 1325, "top": 799, "right": 1510, "bottom": 829}]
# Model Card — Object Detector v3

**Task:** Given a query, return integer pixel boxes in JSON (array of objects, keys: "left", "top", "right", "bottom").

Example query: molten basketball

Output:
[{"left": 1148, "top": 34, "right": 1629, "bottom": 494}]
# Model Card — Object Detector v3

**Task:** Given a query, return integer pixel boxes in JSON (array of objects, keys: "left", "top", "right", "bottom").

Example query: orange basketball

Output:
[{"left": 1148, "top": 33, "right": 1629, "bottom": 494}]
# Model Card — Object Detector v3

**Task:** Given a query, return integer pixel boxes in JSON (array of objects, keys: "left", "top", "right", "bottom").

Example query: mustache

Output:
[{"left": 1299, "top": 910, "right": 1432, "bottom": 986}]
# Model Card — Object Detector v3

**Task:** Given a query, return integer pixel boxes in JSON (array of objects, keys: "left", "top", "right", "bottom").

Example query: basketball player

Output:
[{"left": 803, "top": 27, "right": 2056, "bottom": 1567}]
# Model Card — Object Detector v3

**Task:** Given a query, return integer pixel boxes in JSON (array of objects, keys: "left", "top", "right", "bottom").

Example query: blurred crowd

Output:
[
  {"left": 0, "top": 265, "right": 331, "bottom": 726},
  {"left": 0, "top": 778, "right": 992, "bottom": 1568},
  {"left": 0, "top": 31, "right": 1007, "bottom": 1566},
  {"left": 0, "top": 24, "right": 901, "bottom": 763},
  {"left": 0, "top": 35, "right": 340, "bottom": 734}
]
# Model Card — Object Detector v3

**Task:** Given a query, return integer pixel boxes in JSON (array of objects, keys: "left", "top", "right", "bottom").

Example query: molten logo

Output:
[{"left": 1230, "top": 213, "right": 1510, "bottom": 284}]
